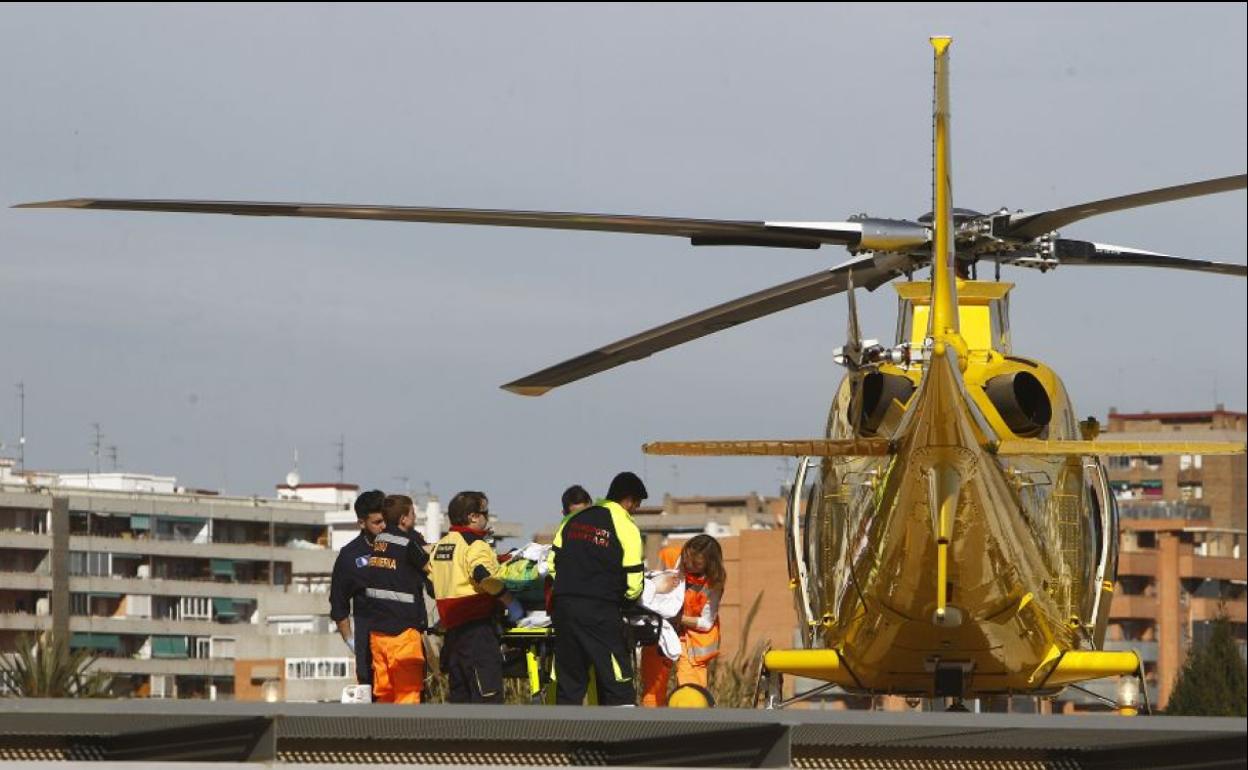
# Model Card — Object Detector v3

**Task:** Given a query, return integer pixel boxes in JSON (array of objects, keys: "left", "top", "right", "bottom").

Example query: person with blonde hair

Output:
[{"left": 640, "top": 534, "right": 725, "bottom": 707}]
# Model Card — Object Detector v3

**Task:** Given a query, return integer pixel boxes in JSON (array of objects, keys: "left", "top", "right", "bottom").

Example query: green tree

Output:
[
  {"left": 1165, "top": 615, "right": 1247, "bottom": 716},
  {"left": 0, "top": 633, "right": 113, "bottom": 698}
]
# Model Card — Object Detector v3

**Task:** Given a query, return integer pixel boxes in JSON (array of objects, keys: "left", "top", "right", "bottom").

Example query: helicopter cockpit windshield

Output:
[{"left": 894, "top": 281, "right": 1013, "bottom": 354}]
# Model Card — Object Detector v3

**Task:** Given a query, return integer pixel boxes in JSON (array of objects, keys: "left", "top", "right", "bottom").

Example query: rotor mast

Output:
[{"left": 929, "top": 36, "right": 960, "bottom": 344}]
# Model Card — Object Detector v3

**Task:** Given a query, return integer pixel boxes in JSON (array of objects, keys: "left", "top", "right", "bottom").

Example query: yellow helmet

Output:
[{"left": 667, "top": 683, "right": 714, "bottom": 708}]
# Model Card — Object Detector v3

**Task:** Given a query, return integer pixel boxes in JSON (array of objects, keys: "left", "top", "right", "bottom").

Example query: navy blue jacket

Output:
[
  {"left": 329, "top": 531, "right": 376, "bottom": 684},
  {"left": 359, "top": 526, "right": 431, "bottom": 636}
]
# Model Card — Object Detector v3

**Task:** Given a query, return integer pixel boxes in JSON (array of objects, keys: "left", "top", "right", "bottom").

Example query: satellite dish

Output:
[{"left": 286, "top": 470, "right": 300, "bottom": 488}]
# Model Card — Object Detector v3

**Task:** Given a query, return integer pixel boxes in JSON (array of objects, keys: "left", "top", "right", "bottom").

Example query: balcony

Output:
[
  {"left": 1108, "top": 595, "right": 1158, "bottom": 620},
  {"left": 68, "top": 575, "right": 292, "bottom": 600},
  {"left": 1117, "top": 551, "right": 1157, "bottom": 576},
  {"left": 0, "top": 614, "right": 49, "bottom": 632},
  {"left": 67, "top": 535, "right": 334, "bottom": 574},
  {"left": 1188, "top": 597, "right": 1248, "bottom": 624},
  {"left": 0, "top": 530, "right": 51, "bottom": 550},
  {"left": 88, "top": 657, "right": 234, "bottom": 677},
  {"left": 1178, "top": 554, "right": 1245, "bottom": 581}
]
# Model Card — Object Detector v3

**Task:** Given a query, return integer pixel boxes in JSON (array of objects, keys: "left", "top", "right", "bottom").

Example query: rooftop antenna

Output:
[
  {"left": 335, "top": 434, "right": 345, "bottom": 483},
  {"left": 16, "top": 381, "right": 25, "bottom": 472},
  {"left": 90, "top": 423, "right": 103, "bottom": 474},
  {"left": 285, "top": 447, "right": 302, "bottom": 491},
  {"left": 777, "top": 457, "right": 794, "bottom": 495},
  {"left": 393, "top": 475, "right": 412, "bottom": 495}
]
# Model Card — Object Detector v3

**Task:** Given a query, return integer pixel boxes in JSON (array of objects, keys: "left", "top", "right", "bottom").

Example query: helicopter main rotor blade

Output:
[
  {"left": 1004, "top": 173, "right": 1246, "bottom": 240},
  {"left": 1052, "top": 239, "right": 1247, "bottom": 277},
  {"left": 503, "top": 252, "right": 913, "bottom": 396},
  {"left": 15, "top": 198, "right": 866, "bottom": 250}
]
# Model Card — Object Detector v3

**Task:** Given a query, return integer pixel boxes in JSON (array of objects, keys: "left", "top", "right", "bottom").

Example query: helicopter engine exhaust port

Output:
[
  {"left": 852, "top": 371, "right": 916, "bottom": 436},
  {"left": 984, "top": 371, "right": 1052, "bottom": 438}
]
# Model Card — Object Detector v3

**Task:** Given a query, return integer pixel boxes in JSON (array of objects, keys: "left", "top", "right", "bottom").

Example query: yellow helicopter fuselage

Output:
[{"left": 781, "top": 280, "right": 1123, "bottom": 697}]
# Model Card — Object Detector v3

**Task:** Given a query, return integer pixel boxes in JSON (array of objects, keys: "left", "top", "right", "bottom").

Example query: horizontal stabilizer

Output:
[
  {"left": 995, "top": 439, "right": 1246, "bottom": 457},
  {"left": 643, "top": 438, "right": 892, "bottom": 457}
]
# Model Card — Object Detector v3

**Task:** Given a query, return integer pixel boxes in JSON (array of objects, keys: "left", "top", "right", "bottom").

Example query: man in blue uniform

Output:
[
  {"left": 361, "top": 493, "right": 431, "bottom": 703},
  {"left": 329, "top": 489, "right": 387, "bottom": 688}
]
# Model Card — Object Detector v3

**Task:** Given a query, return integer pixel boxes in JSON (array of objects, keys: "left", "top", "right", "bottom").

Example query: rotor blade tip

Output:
[
  {"left": 502, "top": 383, "right": 551, "bottom": 397},
  {"left": 13, "top": 199, "right": 93, "bottom": 209}
]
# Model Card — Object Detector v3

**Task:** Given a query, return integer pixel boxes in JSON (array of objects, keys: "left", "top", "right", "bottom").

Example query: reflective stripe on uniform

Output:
[
  {"left": 610, "top": 652, "right": 631, "bottom": 683},
  {"left": 367, "top": 587, "right": 416, "bottom": 603},
  {"left": 375, "top": 532, "right": 409, "bottom": 546},
  {"left": 687, "top": 640, "right": 720, "bottom": 660}
]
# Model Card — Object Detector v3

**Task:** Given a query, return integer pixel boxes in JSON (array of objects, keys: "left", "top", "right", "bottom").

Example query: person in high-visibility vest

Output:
[
  {"left": 550, "top": 471, "right": 647, "bottom": 706},
  {"left": 430, "top": 490, "right": 522, "bottom": 703},
  {"left": 640, "top": 534, "right": 725, "bottom": 707}
]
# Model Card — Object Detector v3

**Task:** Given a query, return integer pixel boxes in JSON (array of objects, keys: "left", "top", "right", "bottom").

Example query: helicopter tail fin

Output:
[{"left": 928, "top": 36, "right": 960, "bottom": 341}]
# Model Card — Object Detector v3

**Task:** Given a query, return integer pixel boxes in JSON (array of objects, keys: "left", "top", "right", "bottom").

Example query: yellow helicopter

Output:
[{"left": 18, "top": 38, "right": 1246, "bottom": 707}]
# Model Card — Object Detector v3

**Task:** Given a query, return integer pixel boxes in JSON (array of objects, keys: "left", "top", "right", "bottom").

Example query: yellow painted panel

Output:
[{"left": 959, "top": 305, "right": 993, "bottom": 351}]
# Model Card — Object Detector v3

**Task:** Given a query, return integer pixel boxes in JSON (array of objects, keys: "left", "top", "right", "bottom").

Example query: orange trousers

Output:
[
  {"left": 640, "top": 641, "right": 709, "bottom": 707},
  {"left": 370, "top": 628, "right": 425, "bottom": 704}
]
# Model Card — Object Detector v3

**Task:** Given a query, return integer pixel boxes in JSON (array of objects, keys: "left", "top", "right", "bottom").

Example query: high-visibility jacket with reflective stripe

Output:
[
  {"left": 682, "top": 573, "right": 721, "bottom": 663},
  {"left": 361, "top": 526, "right": 430, "bottom": 635},
  {"left": 551, "top": 499, "right": 644, "bottom": 604},
  {"left": 430, "top": 527, "right": 503, "bottom": 629}
]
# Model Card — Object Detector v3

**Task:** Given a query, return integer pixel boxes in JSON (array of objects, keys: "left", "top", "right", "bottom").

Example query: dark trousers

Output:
[
  {"left": 353, "top": 617, "right": 372, "bottom": 686},
  {"left": 553, "top": 596, "right": 635, "bottom": 706},
  {"left": 443, "top": 619, "right": 504, "bottom": 703}
]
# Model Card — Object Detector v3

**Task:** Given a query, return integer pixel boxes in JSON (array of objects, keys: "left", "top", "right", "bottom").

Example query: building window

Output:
[
  {"left": 69, "top": 551, "right": 112, "bottom": 577},
  {"left": 1179, "top": 483, "right": 1203, "bottom": 501},
  {"left": 179, "top": 596, "right": 211, "bottom": 620},
  {"left": 211, "top": 637, "right": 236, "bottom": 659},
  {"left": 276, "top": 621, "right": 316, "bottom": 635},
  {"left": 191, "top": 637, "right": 212, "bottom": 659},
  {"left": 285, "top": 657, "right": 354, "bottom": 680},
  {"left": 1108, "top": 456, "right": 1132, "bottom": 470}
]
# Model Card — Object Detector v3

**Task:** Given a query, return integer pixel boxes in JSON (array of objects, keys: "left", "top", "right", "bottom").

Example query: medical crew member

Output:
[
  {"left": 430, "top": 491, "right": 517, "bottom": 703},
  {"left": 361, "top": 494, "right": 431, "bottom": 703},
  {"left": 551, "top": 471, "right": 647, "bottom": 706},
  {"left": 640, "top": 534, "right": 724, "bottom": 706},
  {"left": 329, "top": 489, "right": 387, "bottom": 688}
]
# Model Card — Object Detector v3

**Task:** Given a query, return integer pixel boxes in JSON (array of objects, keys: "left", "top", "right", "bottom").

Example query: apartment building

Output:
[
  {"left": 0, "top": 461, "right": 352, "bottom": 700},
  {"left": 1102, "top": 406, "right": 1247, "bottom": 530},
  {"left": 1039, "top": 406, "right": 1248, "bottom": 711}
]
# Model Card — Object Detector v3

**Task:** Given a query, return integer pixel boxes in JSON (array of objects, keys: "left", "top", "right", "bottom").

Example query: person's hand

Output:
[
  {"left": 653, "top": 572, "right": 680, "bottom": 594},
  {"left": 505, "top": 598, "right": 526, "bottom": 625}
]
